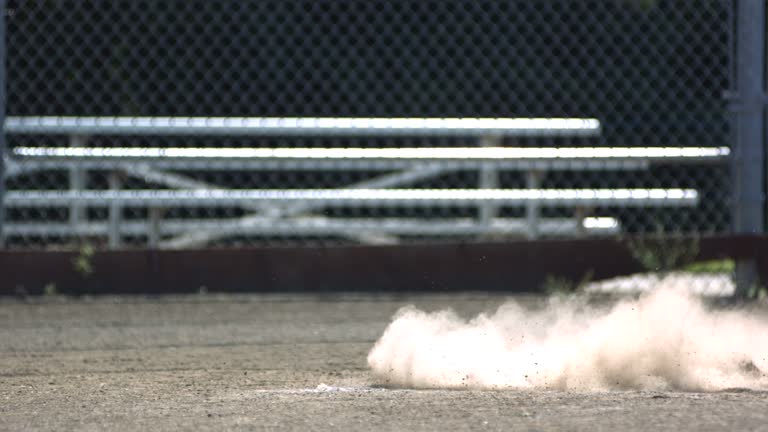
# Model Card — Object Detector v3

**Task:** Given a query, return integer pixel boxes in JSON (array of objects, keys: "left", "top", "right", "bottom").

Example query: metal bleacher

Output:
[{"left": 2, "top": 116, "right": 729, "bottom": 248}]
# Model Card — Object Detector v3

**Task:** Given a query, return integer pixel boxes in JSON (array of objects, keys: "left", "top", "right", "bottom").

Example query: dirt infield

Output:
[{"left": 1, "top": 294, "right": 767, "bottom": 431}]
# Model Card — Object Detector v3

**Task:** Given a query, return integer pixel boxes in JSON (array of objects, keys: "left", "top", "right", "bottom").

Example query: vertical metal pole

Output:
[
  {"left": 525, "top": 170, "right": 542, "bottom": 239},
  {"left": 107, "top": 171, "right": 121, "bottom": 249},
  {"left": 148, "top": 207, "right": 162, "bottom": 248},
  {"left": 69, "top": 135, "right": 87, "bottom": 227},
  {"left": 479, "top": 135, "right": 500, "bottom": 232},
  {"left": 0, "top": 0, "right": 6, "bottom": 248},
  {"left": 731, "top": 0, "right": 766, "bottom": 298},
  {"left": 574, "top": 206, "right": 587, "bottom": 238}
]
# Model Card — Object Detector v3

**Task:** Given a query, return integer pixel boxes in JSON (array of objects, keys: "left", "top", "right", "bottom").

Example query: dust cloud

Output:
[{"left": 368, "top": 283, "right": 768, "bottom": 391}]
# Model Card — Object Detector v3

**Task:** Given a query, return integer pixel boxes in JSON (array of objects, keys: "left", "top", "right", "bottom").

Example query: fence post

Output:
[
  {"left": 731, "top": 0, "right": 766, "bottom": 298},
  {"left": 0, "top": 0, "right": 6, "bottom": 248}
]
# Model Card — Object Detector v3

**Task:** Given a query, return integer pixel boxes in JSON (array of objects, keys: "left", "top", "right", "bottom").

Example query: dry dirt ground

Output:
[{"left": 1, "top": 293, "right": 767, "bottom": 431}]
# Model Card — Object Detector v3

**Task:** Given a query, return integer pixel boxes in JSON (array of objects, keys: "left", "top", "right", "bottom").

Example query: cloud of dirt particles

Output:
[{"left": 367, "top": 284, "right": 768, "bottom": 391}]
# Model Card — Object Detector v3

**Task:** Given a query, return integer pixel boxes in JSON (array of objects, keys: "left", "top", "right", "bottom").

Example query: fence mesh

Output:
[{"left": 4, "top": 0, "right": 733, "bottom": 251}]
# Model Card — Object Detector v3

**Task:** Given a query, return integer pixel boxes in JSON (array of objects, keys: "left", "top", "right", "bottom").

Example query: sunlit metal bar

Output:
[
  {"left": 5, "top": 188, "right": 699, "bottom": 207},
  {"left": 5, "top": 158, "right": 650, "bottom": 174},
  {"left": 11, "top": 146, "right": 730, "bottom": 160},
  {"left": 3, "top": 217, "right": 621, "bottom": 237},
  {"left": 5, "top": 116, "right": 601, "bottom": 137}
]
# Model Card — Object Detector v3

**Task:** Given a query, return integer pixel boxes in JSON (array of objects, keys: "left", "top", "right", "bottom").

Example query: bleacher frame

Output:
[{"left": 3, "top": 116, "right": 729, "bottom": 248}]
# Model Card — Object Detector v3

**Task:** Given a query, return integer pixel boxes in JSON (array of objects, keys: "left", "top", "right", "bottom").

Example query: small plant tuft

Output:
[
  {"left": 72, "top": 244, "right": 95, "bottom": 277},
  {"left": 625, "top": 228, "right": 700, "bottom": 275},
  {"left": 746, "top": 284, "right": 768, "bottom": 301},
  {"left": 43, "top": 282, "right": 58, "bottom": 296},
  {"left": 682, "top": 259, "right": 735, "bottom": 274},
  {"left": 542, "top": 270, "right": 594, "bottom": 296}
]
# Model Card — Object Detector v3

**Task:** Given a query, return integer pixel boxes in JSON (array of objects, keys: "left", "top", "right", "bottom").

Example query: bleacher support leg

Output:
[
  {"left": 107, "top": 171, "right": 122, "bottom": 249},
  {"left": 479, "top": 135, "right": 500, "bottom": 231},
  {"left": 69, "top": 135, "right": 88, "bottom": 229},
  {"left": 148, "top": 207, "right": 162, "bottom": 248},
  {"left": 526, "top": 170, "right": 542, "bottom": 239}
]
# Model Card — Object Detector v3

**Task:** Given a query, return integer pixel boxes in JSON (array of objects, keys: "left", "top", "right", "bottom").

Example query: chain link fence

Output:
[{"left": 3, "top": 0, "right": 734, "bottom": 252}]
